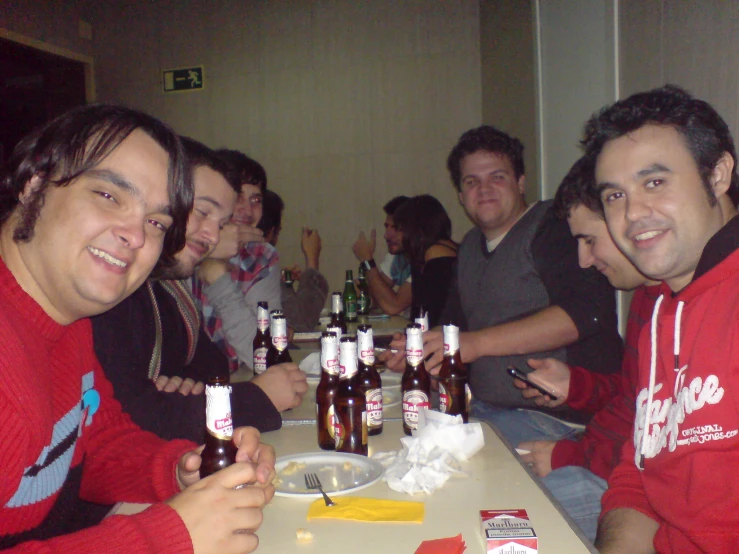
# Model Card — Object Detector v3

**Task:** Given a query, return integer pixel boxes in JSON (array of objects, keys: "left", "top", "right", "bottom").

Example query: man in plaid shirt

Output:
[{"left": 192, "top": 150, "right": 282, "bottom": 372}]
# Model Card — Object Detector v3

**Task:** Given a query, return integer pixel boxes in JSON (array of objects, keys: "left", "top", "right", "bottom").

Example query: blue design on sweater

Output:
[{"left": 5, "top": 371, "right": 97, "bottom": 508}]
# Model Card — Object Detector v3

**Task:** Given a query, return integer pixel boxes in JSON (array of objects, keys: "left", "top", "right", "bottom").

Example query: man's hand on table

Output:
[
  {"left": 517, "top": 440, "right": 556, "bottom": 477},
  {"left": 511, "top": 358, "right": 569, "bottom": 408},
  {"left": 169, "top": 427, "right": 275, "bottom": 553},
  {"left": 252, "top": 363, "right": 308, "bottom": 411},
  {"left": 155, "top": 375, "right": 204, "bottom": 396}
]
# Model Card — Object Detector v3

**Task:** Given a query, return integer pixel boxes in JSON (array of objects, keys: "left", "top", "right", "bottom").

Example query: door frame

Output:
[{"left": 0, "top": 27, "right": 95, "bottom": 102}]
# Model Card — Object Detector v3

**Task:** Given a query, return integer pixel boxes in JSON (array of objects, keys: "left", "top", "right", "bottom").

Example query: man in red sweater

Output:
[
  {"left": 509, "top": 156, "right": 658, "bottom": 542},
  {"left": 0, "top": 105, "right": 275, "bottom": 552},
  {"left": 586, "top": 86, "right": 739, "bottom": 553}
]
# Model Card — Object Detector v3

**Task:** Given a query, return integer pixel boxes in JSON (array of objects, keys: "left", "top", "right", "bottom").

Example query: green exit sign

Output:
[{"left": 162, "top": 66, "right": 204, "bottom": 92}]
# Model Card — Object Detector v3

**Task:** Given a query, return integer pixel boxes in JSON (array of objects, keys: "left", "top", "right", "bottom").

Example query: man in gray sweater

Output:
[{"left": 387, "top": 126, "right": 623, "bottom": 446}]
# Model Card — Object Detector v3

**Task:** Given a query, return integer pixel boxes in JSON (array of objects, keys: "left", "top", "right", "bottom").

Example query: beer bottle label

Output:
[
  {"left": 406, "top": 328, "right": 424, "bottom": 367},
  {"left": 205, "top": 385, "right": 233, "bottom": 439},
  {"left": 257, "top": 306, "right": 270, "bottom": 332},
  {"left": 366, "top": 388, "right": 383, "bottom": 428},
  {"left": 357, "top": 327, "right": 375, "bottom": 365},
  {"left": 326, "top": 405, "right": 338, "bottom": 439},
  {"left": 443, "top": 324, "right": 460, "bottom": 354},
  {"left": 346, "top": 300, "right": 357, "bottom": 319},
  {"left": 334, "top": 417, "right": 344, "bottom": 449},
  {"left": 271, "top": 317, "right": 288, "bottom": 350},
  {"left": 465, "top": 383, "right": 472, "bottom": 412},
  {"left": 362, "top": 411, "right": 368, "bottom": 445},
  {"left": 339, "top": 340, "right": 358, "bottom": 379},
  {"left": 358, "top": 294, "right": 367, "bottom": 312},
  {"left": 439, "top": 382, "right": 451, "bottom": 413},
  {"left": 415, "top": 312, "right": 429, "bottom": 332},
  {"left": 331, "top": 294, "right": 343, "bottom": 314},
  {"left": 321, "top": 335, "right": 340, "bottom": 376},
  {"left": 402, "top": 390, "right": 430, "bottom": 430},
  {"left": 253, "top": 347, "right": 268, "bottom": 374}
]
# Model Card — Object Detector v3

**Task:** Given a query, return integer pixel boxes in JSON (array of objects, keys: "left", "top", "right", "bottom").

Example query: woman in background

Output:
[{"left": 392, "top": 194, "right": 457, "bottom": 328}]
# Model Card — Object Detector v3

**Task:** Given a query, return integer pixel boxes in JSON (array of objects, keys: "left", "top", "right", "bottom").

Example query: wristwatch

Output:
[{"left": 360, "top": 258, "right": 377, "bottom": 272}]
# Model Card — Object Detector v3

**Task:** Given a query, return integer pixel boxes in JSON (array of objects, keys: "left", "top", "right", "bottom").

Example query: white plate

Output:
[
  {"left": 382, "top": 387, "right": 401, "bottom": 409},
  {"left": 274, "top": 452, "right": 384, "bottom": 497}
]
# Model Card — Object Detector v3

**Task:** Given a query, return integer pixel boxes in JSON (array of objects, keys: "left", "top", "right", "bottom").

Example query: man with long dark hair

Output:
[{"left": 0, "top": 105, "right": 274, "bottom": 552}]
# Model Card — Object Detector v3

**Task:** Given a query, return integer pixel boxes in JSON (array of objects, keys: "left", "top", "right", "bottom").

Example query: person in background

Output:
[
  {"left": 92, "top": 137, "right": 306, "bottom": 441},
  {"left": 192, "top": 151, "right": 281, "bottom": 371},
  {"left": 384, "top": 126, "right": 623, "bottom": 447},
  {"left": 352, "top": 195, "right": 412, "bottom": 316},
  {"left": 391, "top": 194, "right": 457, "bottom": 327},
  {"left": 506, "top": 155, "right": 659, "bottom": 541},
  {"left": 586, "top": 86, "right": 739, "bottom": 554},
  {"left": 0, "top": 104, "right": 274, "bottom": 552},
  {"left": 258, "top": 189, "right": 329, "bottom": 332}
]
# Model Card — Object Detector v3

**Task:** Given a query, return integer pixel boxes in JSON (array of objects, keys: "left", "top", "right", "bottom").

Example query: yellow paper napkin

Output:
[{"left": 306, "top": 497, "right": 425, "bottom": 523}]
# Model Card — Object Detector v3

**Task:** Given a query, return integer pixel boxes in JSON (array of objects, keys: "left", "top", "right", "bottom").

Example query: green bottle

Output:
[
  {"left": 357, "top": 266, "right": 371, "bottom": 315},
  {"left": 343, "top": 269, "right": 358, "bottom": 322}
]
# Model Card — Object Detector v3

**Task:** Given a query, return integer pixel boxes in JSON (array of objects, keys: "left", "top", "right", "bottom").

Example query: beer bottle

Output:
[
  {"left": 334, "top": 337, "right": 368, "bottom": 455},
  {"left": 413, "top": 305, "right": 429, "bottom": 332},
  {"left": 200, "top": 376, "right": 237, "bottom": 478},
  {"left": 438, "top": 324, "right": 470, "bottom": 423},
  {"left": 356, "top": 324, "right": 383, "bottom": 436},
  {"left": 329, "top": 292, "right": 348, "bottom": 334},
  {"left": 357, "top": 266, "right": 371, "bottom": 315},
  {"left": 266, "top": 314, "right": 292, "bottom": 367},
  {"left": 252, "top": 301, "right": 270, "bottom": 375},
  {"left": 316, "top": 331, "right": 341, "bottom": 450},
  {"left": 343, "top": 270, "right": 358, "bottom": 323},
  {"left": 282, "top": 268, "right": 294, "bottom": 290},
  {"left": 401, "top": 323, "right": 431, "bottom": 436}
]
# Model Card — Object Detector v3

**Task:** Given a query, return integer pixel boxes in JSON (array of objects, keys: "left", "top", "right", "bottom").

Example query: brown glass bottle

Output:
[
  {"left": 401, "top": 323, "right": 431, "bottom": 436},
  {"left": 200, "top": 376, "right": 237, "bottom": 478},
  {"left": 329, "top": 292, "right": 348, "bottom": 335},
  {"left": 343, "top": 270, "right": 358, "bottom": 322},
  {"left": 252, "top": 301, "right": 270, "bottom": 375},
  {"left": 334, "top": 337, "right": 368, "bottom": 455},
  {"left": 316, "top": 331, "right": 341, "bottom": 450},
  {"left": 438, "top": 324, "right": 470, "bottom": 422},
  {"left": 266, "top": 314, "right": 292, "bottom": 367},
  {"left": 356, "top": 324, "right": 383, "bottom": 436}
]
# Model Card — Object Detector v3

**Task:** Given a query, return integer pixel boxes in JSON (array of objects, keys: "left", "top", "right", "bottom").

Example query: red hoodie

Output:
[{"left": 601, "top": 221, "right": 739, "bottom": 553}]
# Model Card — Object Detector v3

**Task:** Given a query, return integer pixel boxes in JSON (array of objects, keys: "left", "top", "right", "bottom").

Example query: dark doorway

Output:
[{"left": 0, "top": 37, "right": 87, "bottom": 164}]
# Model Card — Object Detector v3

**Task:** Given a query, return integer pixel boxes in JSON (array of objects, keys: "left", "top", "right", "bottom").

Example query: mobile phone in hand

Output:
[{"left": 506, "top": 366, "right": 558, "bottom": 400}]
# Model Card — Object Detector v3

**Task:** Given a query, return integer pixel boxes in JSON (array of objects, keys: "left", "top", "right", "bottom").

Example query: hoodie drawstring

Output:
[{"left": 639, "top": 293, "right": 685, "bottom": 470}]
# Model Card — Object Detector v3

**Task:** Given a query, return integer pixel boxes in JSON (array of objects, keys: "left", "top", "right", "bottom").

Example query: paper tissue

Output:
[{"left": 374, "top": 409, "right": 484, "bottom": 494}]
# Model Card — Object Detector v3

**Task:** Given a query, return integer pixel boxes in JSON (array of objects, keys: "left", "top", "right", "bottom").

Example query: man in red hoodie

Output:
[
  {"left": 0, "top": 105, "right": 275, "bottom": 552},
  {"left": 585, "top": 85, "right": 739, "bottom": 553},
  {"left": 509, "top": 156, "right": 659, "bottom": 543}
]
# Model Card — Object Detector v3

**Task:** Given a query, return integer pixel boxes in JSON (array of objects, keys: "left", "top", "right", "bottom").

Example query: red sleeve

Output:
[
  {"left": 79, "top": 344, "right": 196, "bottom": 505},
  {"left": 566, "top": 364, "right": 621, "bottom": 413},
  {"left": 3, "top": 504, "right": 193, "bottom": 553}
]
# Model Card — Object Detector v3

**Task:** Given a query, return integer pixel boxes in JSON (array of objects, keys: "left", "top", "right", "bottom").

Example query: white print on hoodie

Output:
[{"left": 633, "top": 374, "right": 735, "bottom": 465}]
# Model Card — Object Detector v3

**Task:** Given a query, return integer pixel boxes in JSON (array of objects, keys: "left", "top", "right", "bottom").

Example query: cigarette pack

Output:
[{"left": 480, "top": 509, "right": 538, "bottom": 554}]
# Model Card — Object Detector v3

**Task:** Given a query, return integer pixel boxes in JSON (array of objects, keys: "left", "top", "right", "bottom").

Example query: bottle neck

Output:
[{"left": 205, "top": 384, "right": 233, "bottom": 439}]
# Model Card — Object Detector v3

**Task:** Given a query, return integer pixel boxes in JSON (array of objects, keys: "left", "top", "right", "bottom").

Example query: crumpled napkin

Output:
[
  {"left": 415, "top": 534, "right": 467, "bottom": 553},
  {"left": 306, "top": 496, "right": 425, "bottom": 522},
  {"left": 298, "top": 352, "right": 321, "bottom": 375},
  {"left": 373, "top": 409, "right": 484, "bottom": 495}
]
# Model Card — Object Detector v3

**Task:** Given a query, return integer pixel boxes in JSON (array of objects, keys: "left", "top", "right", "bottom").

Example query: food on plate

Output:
[
  {"left": 296, "top": 528, "right": 314, "bottom": 543},
  {"left": 281, "top": 461, "right": 306, "bottom": 475}
]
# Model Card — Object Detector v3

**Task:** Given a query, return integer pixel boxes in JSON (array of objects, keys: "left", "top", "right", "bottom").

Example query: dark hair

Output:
[
  {"left": 383, "top": 195, "right": 409, "bottom": 216},
  {"left": 0, "top": 104, "right": 192, "bottom": 270},
  {"left": 447, "top": 125, "right": 525, "bottom": 191},
  {"left": 553, "top": 155, "right": 602, "bottom": 220},
  {"left": 392, "top": 194, "right": 453, "bottom": 269},
  {"left": 181, "top": 136, "right": 240, "bottom": 194},
  {"left": 257, "top": 189, "right": 285, "bottom": 236},
  {"left": 583, "top": 84, "right": 739, "bottom": 206},
  {"left": 216, "top": 149, "right": 267, "bottom": 191}
]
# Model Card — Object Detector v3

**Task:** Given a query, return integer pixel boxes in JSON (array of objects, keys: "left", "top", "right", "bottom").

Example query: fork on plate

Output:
[{"left": 304, "top": 472, "right": 336, "bottom": 506}]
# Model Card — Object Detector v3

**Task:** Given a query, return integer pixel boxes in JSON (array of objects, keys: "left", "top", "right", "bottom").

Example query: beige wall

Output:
[
  {"left": 82, "top": 0, "right": 482, "bottom": 294},
  {"left": 479, "top": 0, "right": 539, "bottom": 201},
  {"left": 620, "top": 0, "right": 739, "bottom": 141},
  {"left": 0, "top": 0, "right": 94, "bottom": 57}
]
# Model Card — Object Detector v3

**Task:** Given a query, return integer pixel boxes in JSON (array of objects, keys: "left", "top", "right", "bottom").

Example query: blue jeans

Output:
[
  {"left": 542, "top": 466, "right": 607, "bottom": 543},
  {"left": 470, "top": 400, "right": 581, "bottom": 446}
]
